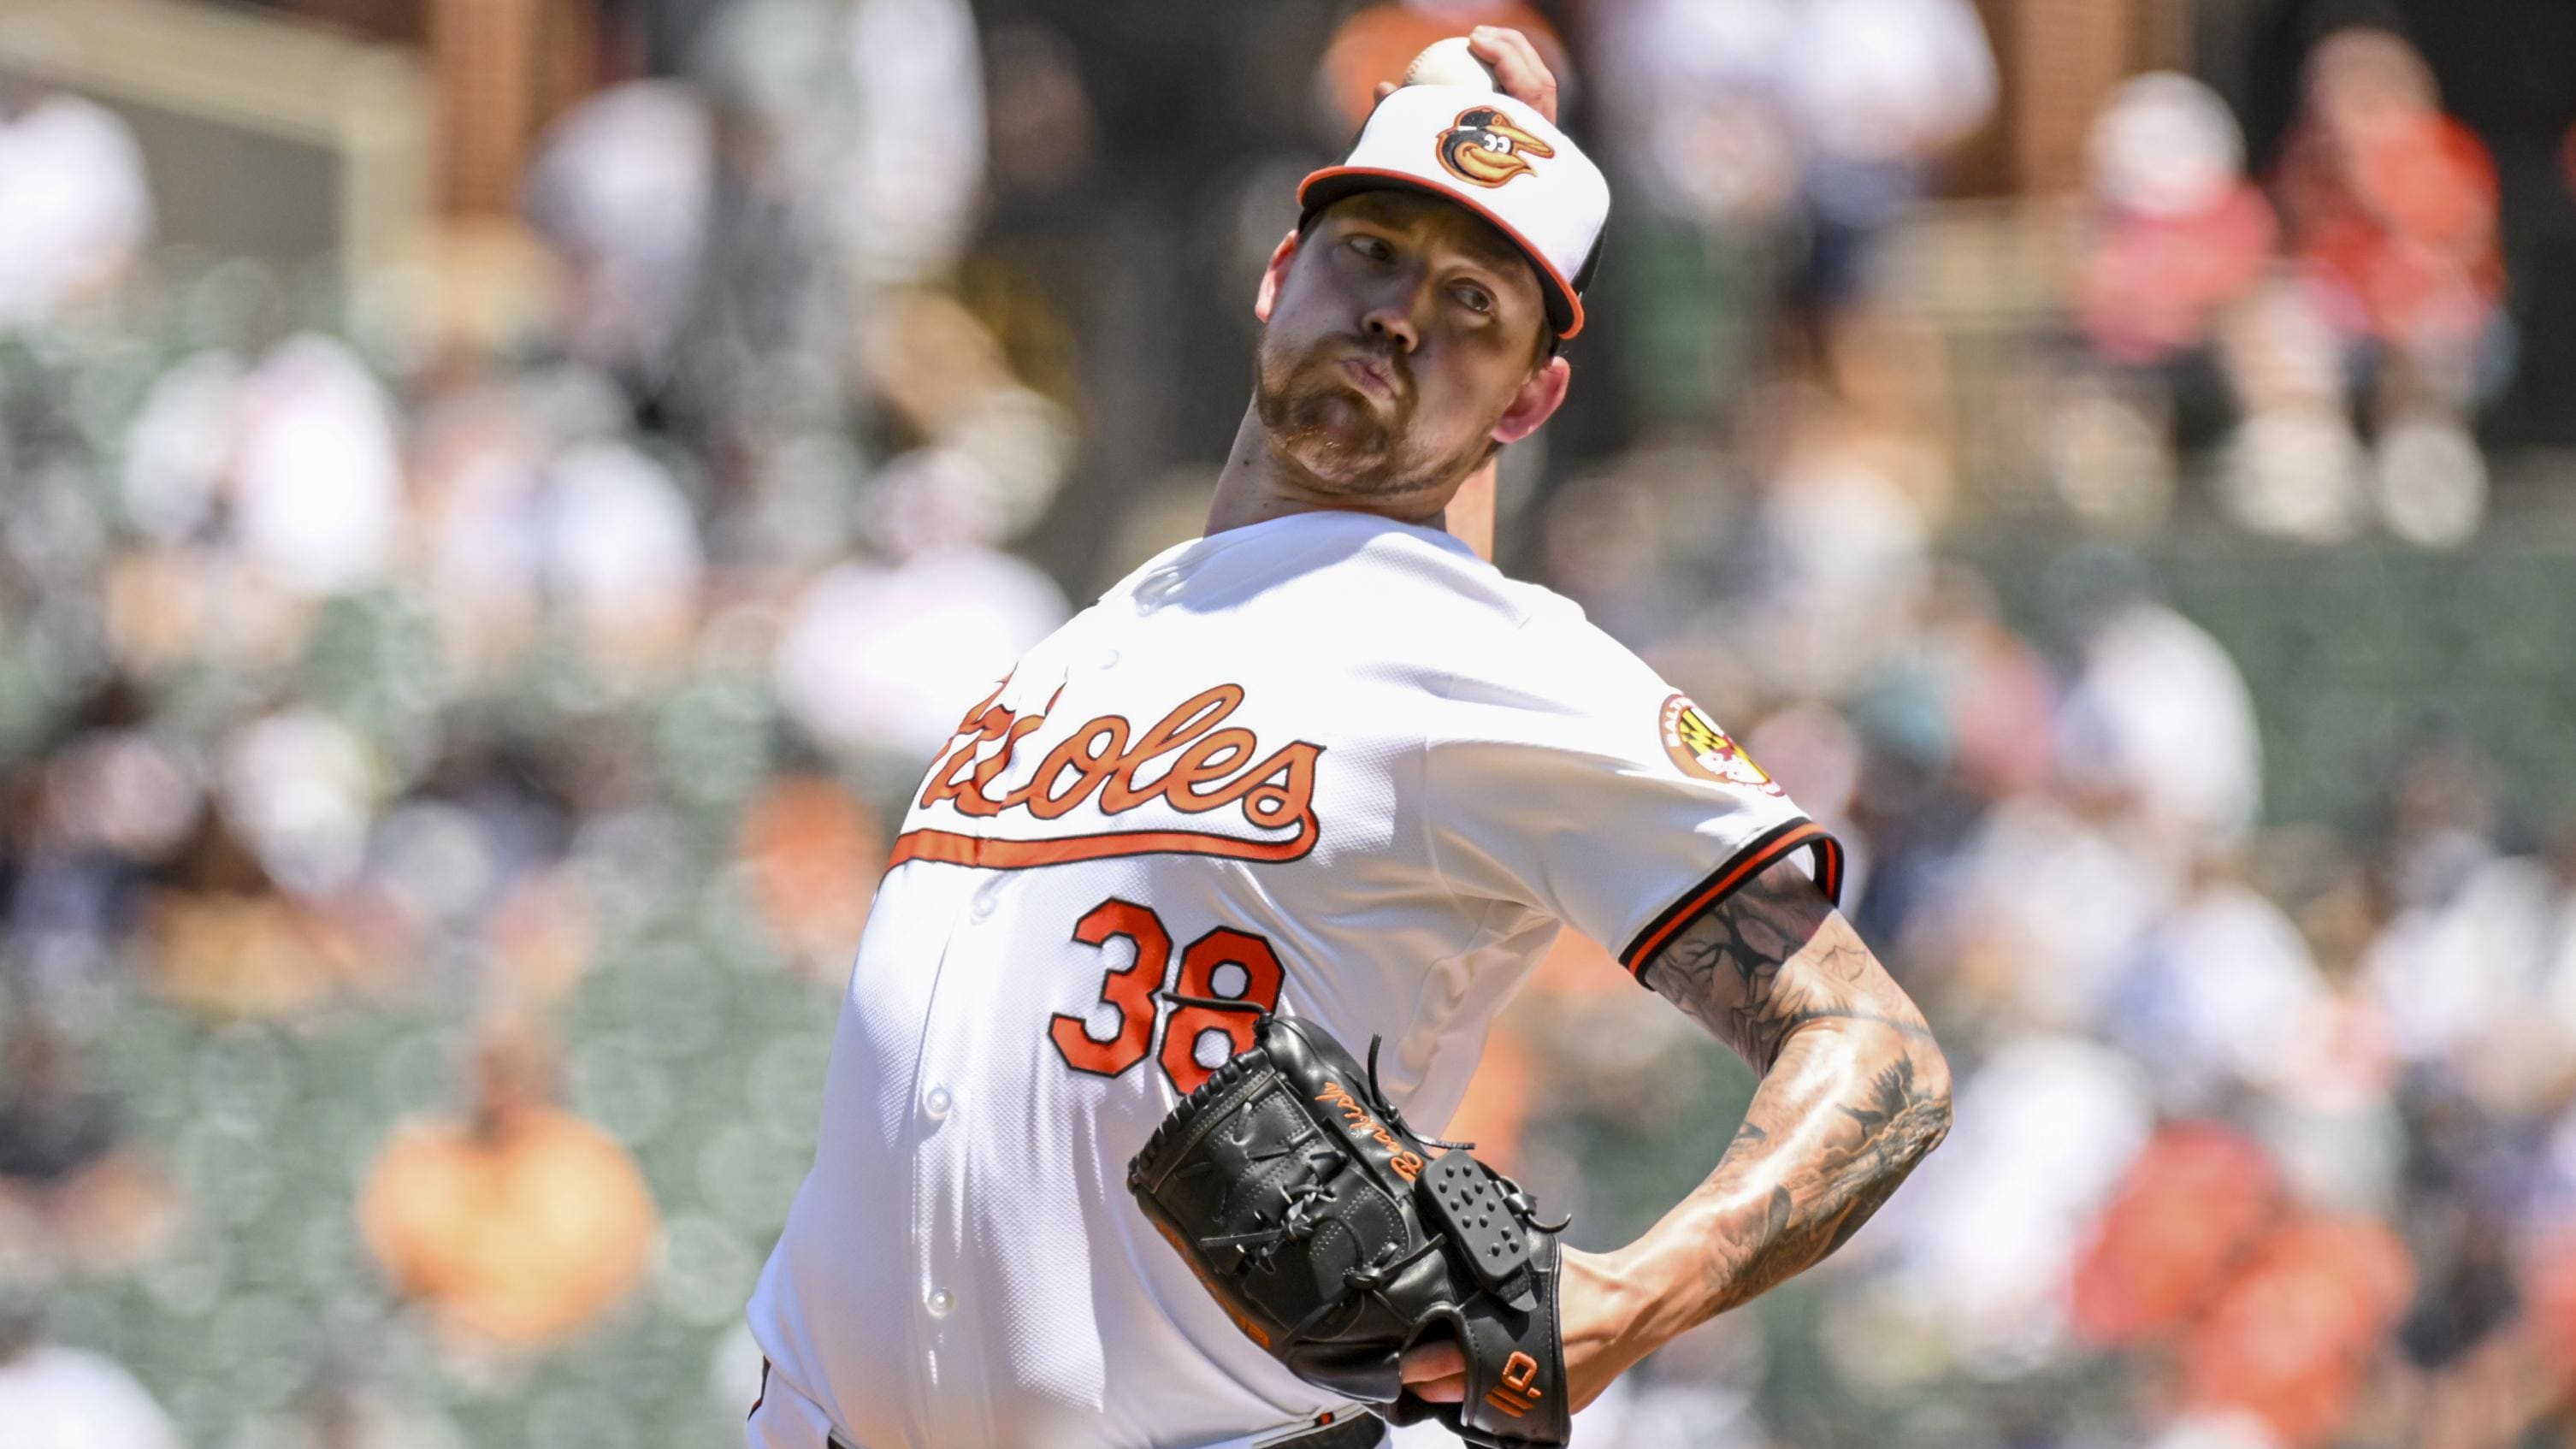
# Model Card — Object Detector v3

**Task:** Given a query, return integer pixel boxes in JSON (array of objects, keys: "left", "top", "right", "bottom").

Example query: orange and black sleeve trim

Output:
[{"left": 1616, "top": 818, "right": 1846, "bottom": 983}]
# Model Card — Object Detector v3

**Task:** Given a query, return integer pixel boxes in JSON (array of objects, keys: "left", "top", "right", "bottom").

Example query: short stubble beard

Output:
[{"left": 1253, "top": 334, "right": 1496, "bottom": 500}]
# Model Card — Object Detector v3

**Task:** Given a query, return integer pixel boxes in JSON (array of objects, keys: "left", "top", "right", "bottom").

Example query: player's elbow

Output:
[
  {"left": 1860, "top": 1010, "right": 1953, "bottom": 1173},
  {"left": 1884, "top": 1015, "right": 1955, "bottom": 1182},
  {"left": 1910, "top": 1039, "right": 1954, "bottom": 1163},
  {"left": 1871, "top": 990, "right": 1953, "bottom": 1166}
]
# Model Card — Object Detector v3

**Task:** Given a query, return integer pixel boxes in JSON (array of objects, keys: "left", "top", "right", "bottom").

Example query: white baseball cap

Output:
[{"left": 1298, "top": 85, "right": 1610, "bottom": 339}]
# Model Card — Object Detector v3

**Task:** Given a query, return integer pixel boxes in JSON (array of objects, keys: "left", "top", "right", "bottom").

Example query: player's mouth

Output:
[{"left": 1338, "top": 356, "right": 1402, "bottom": 401}]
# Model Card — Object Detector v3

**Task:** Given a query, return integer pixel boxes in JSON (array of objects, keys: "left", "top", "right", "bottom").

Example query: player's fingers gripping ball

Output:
[{"left": 1128, "top": 1014, "right": 1572, "bottom": 1447}]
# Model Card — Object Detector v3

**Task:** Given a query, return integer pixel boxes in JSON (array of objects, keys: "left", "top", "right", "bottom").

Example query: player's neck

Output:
[{"left": 1205, "top": 403, "right": 1454, "bottom": 539}]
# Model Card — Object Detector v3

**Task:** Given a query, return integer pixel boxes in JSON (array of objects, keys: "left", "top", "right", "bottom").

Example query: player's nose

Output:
[{"left": 1361, "top": 293, "right": 1421, "bottom": 353}]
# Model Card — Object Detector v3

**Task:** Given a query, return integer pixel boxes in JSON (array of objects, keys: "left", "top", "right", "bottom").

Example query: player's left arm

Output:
[{"left": 1568, "top": 859, "right": 1953, "bottom": 1402}]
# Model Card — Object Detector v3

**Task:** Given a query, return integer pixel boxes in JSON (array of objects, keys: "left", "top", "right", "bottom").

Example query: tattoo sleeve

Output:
[{"left": 1627, "top": 858, "right": 1952, "bottom": 1325}]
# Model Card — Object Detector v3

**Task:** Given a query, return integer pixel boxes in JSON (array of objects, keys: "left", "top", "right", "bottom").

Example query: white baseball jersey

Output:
[{"left": 746, "top": 510, "right": 1841, "bottom": 1449}]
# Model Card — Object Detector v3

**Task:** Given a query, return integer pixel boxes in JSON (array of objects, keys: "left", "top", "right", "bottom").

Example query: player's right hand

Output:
[
  {"left": 1374, "top": 26, "right": 1562, "bottom": 124},
  {"left": 1467, "top": 26, "right": 1560, "bottom": 123}
]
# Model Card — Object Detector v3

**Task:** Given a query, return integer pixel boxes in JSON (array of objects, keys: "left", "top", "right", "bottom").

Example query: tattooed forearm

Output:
[
  {"left": 1693, "top": 1042, "right": 1951, "bottom": 1310},
  {"left": 1622, "top": 861, "right": 1952, "bottom": 1327}
]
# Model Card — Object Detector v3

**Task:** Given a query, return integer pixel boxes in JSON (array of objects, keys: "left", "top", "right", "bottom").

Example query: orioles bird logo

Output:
[{"left": 1436, "top": 107, "right": 1553, "bottom": 187}]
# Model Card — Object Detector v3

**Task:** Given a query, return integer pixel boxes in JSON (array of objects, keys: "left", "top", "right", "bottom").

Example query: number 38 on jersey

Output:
[{"left": 1048, "top": 898, "right": 1284, "bottom": 1094}]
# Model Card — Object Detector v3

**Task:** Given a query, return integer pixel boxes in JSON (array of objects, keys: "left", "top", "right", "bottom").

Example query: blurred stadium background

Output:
[{"left": 0, "top": 0, "right": 2573, "bottom": 1446}]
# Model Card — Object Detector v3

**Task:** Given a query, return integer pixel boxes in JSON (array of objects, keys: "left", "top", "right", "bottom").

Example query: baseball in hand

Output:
[{"left": 1402, "top": 36, "right": 1497, "bottom": 89}]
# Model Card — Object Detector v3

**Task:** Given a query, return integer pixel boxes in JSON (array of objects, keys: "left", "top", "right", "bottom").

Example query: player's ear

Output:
[
  {"left": 1490, "top": 354, "right": 1569, "bottom": 445},
  {"left": 1253, "top": 227, "right": 1300, "bottom": 322}
]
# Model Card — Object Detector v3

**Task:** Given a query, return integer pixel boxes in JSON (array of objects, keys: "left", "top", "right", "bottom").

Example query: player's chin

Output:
[
  {"left": 1276, "top": 400, "right": 1398, "bottom": 486},
  {"left": 1286, "top": 438, "right": 1398, "bottom": 495}
]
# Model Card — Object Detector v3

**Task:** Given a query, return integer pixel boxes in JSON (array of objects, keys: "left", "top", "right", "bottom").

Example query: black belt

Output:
[{"left": 824, "top": 1414, "right": 1384, "bottom": 1449}]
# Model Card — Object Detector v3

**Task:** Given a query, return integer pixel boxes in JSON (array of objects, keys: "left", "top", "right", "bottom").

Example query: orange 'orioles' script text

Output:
[{"left": 889, "top": 682, "right": 1326, "bottom": 870}]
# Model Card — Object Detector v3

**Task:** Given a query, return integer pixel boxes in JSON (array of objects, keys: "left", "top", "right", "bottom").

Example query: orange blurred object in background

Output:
[
  {"left": 2176, "top": 1215, "right": 2414, "bottom": 1448},
  {"left": 738, "top": 775, "right": 889, "bottom": 978},
  {"left": 2070, "top": 1121, "right": 2281, "bottom": 1346}
]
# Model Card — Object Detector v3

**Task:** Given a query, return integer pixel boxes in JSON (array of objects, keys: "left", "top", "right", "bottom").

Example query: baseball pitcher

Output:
[{"left": 746, "top": 29, "right": 1950, "bottom": 1449}]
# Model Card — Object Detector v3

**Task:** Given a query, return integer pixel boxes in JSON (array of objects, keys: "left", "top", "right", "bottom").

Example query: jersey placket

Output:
[{"left": 903, "top": 866, "right": 1002, "bottom": 1442}]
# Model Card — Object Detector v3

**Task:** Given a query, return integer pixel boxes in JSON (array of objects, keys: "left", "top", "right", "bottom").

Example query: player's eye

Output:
[
  {"left": 1451, "top": 283, "right": 1494, "bottom": 316},
  {"left": 1348, "top": 234, "right": 1395, "bottom": 263}
]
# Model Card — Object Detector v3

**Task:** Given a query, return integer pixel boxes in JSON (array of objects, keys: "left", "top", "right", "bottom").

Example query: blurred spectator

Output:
[
  {"left": 736, "top": 774, "right": 885, "bottom": 979},
  {"left": 1871, "top": 1034, "right": 2154, "bottom": 1370},
  {"left": 9, "top": 693, "right": 199, "bottom": 983},
  {"left": 830, "top": 0, "right": 987, "bottom": 290},
  {"left": 655, "top": 0, "right": 987, "bottom": 460},
  {"left": 111, "top": 332, "right": 405, "bottom": 675},
  {"left": 139, "top": 826, "right": 387, "bottom": 1020},
  {"left": 404, "top": 364, "right": 555, "bottom": 683},
  {"left": 860, "top": 292, "right": 1077, "bottom": 536},
  {"left": 2074, "top": 1123, "right": 2414, "bottom": 1446},
  {"left": 233, "top": 336, "right": 405, "bottom": 600},
  {"left": 771, "top": 448, "right": 1068, "bottom": 765},
  {"left": 2175, "top": 1213, "right": 2414, "bottom": 1447},
  {"left": 2077, "top": 74, "right": 2277, "bottom": 371},
  {"left": 0, "top": 77, "right": 151, "bottom": 330},
  {"left": 1594, "top": 0, "right": 1803, "bottom": 233},
  {"left": 523, "top": 81, "right": 714, "bottom": 396},
  {"left": 663, "top": 0, "right": 859, "bottom": 457},
  {"left": 980, "top": 19, "right": 1102, "bottom": 213},
  {"left": 0, "top": 1015, "right": 177, "bottom": 1274},
  {"left": 1935, "top": 779, "right": 2178, "bottom": 1029},
  {"left": 1779, "top": 0, "right": 1994, "bottom": 304},
  {"left": 1592, "top": 0, "right": 1994, "bottom": 409},
  {"left": 2107, "top": 855, "right": 2331, "bottom": 1117},
  {"left": 2215, "top": 275, "right": 2371, "bottom": 543},
  {"left": 482, "top": 866, "right": 595, "bottom": 1012},
  {"left": 1897, "top": 565, "right": 2056, "bottom": 807},
  {"left": 2052, "top": 548, "right": 2263, "bottom": 853},
  {"left": 539, "top": 439, "right": 705, "bottom": 683},
  {"left": 2072, "top": 1121, "right": 2281, "bottom": 1350},
  {"left": 2277, "top": 29, "right": 2504, "bottom": 405},
  {"left": 0, "top": 1309, "right": 183, "bottom": 1449},
  {"left": 220, "top": 707, "right": 381, "bottom": 902},
  {"left": 1728, "top": 384, "right": 1938, "bottom": 701},
  {"left": 2366, "top": 795, "right": 2576, "bottom": 1121},
  {"left": 2057, "top": 74, "right": 2275, "bottom": 534},
  {"left": 358, "top": 1022, "right": 657, "bottom": 1351},
  {"left": 2266, "top": 27, "right": 2506, "bottom": 547},
  {"left": 1533, "top": 440, "right": 1738, "bottom": 654},
  {"left": 2529, "top": 1211, "right": 2576, "bottom": 1411}
]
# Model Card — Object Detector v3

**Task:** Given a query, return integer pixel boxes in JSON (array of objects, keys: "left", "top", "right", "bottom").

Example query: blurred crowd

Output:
[
  {"left": 0, "top": 1, "right": 2573, "bottom": 1446},
  {"left": 2059, "top": 33, "right": 2509, "bottom": 546}
]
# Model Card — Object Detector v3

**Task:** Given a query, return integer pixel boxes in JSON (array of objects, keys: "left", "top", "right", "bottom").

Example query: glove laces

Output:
[{"left": 1362, "top": 1034, "right": 1474, "bottom": 1154}]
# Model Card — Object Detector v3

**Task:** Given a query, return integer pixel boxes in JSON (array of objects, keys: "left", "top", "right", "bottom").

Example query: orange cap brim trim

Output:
[{"left": 1296, "top": 164, "right": 1587, "bottom": 340}]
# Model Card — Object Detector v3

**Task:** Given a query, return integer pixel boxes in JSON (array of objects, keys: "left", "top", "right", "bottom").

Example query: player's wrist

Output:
[
  {"left": 1596, "top": 1216, "right": 1752, "bottom": 1347},
  {"left": 1557, "top": 1243, "right": 1671, "bottom": 1410}
]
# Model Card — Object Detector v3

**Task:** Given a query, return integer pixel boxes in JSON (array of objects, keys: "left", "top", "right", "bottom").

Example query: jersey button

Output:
[
  {"left": 970, "top": 882, "right": 999, "bottom": 920},
  {"left": 925, "top": 1287, "right": 954, "bottom": 1318},
  {"left": 924, "top": 1086, "right": 952, "bottom": 1122}
]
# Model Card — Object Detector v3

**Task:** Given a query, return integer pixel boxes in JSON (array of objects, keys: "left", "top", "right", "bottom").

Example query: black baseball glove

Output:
[{"left": 1128, "top": 1014, "right": 1572, "bottom": 1447}]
